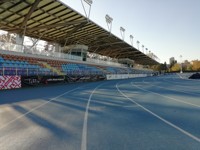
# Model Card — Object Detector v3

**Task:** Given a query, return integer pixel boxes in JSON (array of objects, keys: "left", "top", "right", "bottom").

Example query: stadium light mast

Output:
[
  {"left": 142, "top": 45, "right": 144, "bottom": 53},
  {"left": 180, "top": 55, "right": 183, "bottom": 73},
  {"left": 145, "top": 48, "right": 148, "bottom": 54},
  {"left": 130, "top": 35, "right": 134, "bottom": 46},
  {"left": 136, "top": 40, "right": 140, "bottom": 50},
  {"left": 105, "top": 14, "right": 113, "bottom": 34},
  {"left": 149, "top": 50, "right": 152, "bottom": 58},
  {"left": 81, "top": 0, "right": 93, "bottom": 21},
  {"left": 120, "top": 27, "right": 125, "bottom": 41}
]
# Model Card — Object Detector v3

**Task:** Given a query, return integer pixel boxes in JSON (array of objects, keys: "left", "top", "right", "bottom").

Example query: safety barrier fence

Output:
[
  {"left": 0, "top": 67, "right": 105, "bottom": 76},
  {"left": 0, "top": 42, "right": 126, "bottom": 67}
]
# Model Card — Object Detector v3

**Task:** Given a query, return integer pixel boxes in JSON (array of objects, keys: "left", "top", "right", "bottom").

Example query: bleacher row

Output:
[{"left": 0, "top": 53, "right": 142, "bottom": 76}]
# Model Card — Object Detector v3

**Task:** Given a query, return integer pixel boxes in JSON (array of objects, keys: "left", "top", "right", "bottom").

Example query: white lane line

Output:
[
  {"left": 0, "top": 86, "right": 82, "bottom": 130},
  {"left": 81, "top": 82, "right": 106, "bottom": 150},
  {"left": 142, "top": 81, "right": 200, "bottom": 96},
  {"left": 177, "top": 74, "right": 183, "bottom": 79},
  {"left": 131, "top": 82, "right": 200, "bottom": 108},
  {"left": 165, "top": 75, "right": 200, "bottom": 85},
  {"left": 123, "top": 105, "right": 138, "bottom": 108},
  {"left": 116, "top": 83, "right": 200, "bottom": 143},
  {"left": 152, "top": 79, "right": 200, "bottom": 91},
  {"left": 177, "top": 73, "right": 200, "bottom": 81}
]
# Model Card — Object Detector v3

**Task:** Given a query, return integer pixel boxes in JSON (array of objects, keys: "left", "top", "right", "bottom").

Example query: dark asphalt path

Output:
[{"left": 0, "top": 74, "right": 200, "bottom": 150}]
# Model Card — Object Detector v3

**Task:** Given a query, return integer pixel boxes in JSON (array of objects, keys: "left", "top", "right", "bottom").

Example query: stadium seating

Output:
[
  {"left": 62, "top": 63, "right": 103, "bottom": 75},
  {"left": 0, "top": 54, "right": 53, "bottom": 76},
  {"left": 0, "top": 53, "right": 147, "bottom": 77}
]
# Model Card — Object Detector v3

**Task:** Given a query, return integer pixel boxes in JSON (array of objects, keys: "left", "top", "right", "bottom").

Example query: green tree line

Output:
[{"left": 150, "top": 60, "right": 200, "bottom": 72}]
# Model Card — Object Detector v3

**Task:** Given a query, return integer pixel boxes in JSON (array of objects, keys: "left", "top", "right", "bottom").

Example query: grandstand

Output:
[
  {"left": 0, "top": 0, "right": 159, "bottom": 90},
  {"left": 2, "top": 2, "right": 200, "bottom": 150}
]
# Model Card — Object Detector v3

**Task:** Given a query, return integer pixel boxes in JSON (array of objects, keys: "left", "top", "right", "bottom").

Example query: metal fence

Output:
[
  {"left": 0, "top": 42, "right": 126, "bottom": 67},
  {"left": 0, "top": 67, "right": 104, "bottom": 76}
]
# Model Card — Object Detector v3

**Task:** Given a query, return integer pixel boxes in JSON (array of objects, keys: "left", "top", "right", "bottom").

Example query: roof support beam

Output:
[
  {"left": 114, "top": 53, "right": 146, "bottom": 59},
  {"left": 58, "top": 21, "right": 88, "bottom": 43},
  {"left": 90, "top": 41, "right": 125, "bottom": 48},
  {"left": 105, "top": 47, "right": 138, "bottom": 57},
  {"left": 20, "top": 0, "right": 40, "bottom": 28},
  {"left": 27, "top": 20, "right": 87, "bottom": 32},
  {"left": 0, "top": 0, "right": 16, "bottom": 4}
]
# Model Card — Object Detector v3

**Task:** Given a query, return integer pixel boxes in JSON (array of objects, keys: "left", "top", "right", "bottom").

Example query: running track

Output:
[{"left": 0, "top": 74, "right": 200, "bottom": 150}]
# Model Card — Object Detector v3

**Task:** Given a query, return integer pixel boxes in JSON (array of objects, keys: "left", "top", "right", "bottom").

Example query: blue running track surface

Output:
[{"left": 0, "top": 74, "right": 200, "bottom": 150}]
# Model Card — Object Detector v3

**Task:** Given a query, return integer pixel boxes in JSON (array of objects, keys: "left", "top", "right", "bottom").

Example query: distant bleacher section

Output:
[
  {"left": 0, "top": 54, "right": 53, "bottom": 76},
  {"left": 0, "top": 49, "right": 155, "bottom": 90},
  {"left": 0, "top": 41, "right": 155, "bottom": 78},
  {"left": 0, "top": 52, "right": 153, "bottom": 77}
]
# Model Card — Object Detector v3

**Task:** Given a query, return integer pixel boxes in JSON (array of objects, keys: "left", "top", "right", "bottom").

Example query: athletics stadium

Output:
[{"left": 0, "top": 0, "right": 200, "bottom": 150}]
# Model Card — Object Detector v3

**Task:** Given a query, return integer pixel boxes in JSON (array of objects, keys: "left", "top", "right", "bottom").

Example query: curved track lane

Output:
[{"left": 0, "top": 74, "right": 200, "bottom": 150}]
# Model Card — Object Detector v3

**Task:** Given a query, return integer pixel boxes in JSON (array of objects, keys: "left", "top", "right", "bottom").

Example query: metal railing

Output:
[
  {"left": 86, "top": 58, "right": 125, "bottom": 67},
  {"left": 0, "top": 67, "right": 105, "bottom": 76},
  {"left": 0, "top": 42, "right": 126, "bottom": 67},
  {"left": 0, "top": 67, "right": 57, "bottom": 76}
]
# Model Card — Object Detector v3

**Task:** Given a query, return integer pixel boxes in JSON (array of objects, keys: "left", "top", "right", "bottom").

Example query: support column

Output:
[
  {"left": 55, "top": 43, "right": 62, "bottom": 57},
  {"left": 16, "top": 34, "right": 24, "bottom": 53},
  {"left": 16, "top": 34, "right": 23, "bottom": 45}
]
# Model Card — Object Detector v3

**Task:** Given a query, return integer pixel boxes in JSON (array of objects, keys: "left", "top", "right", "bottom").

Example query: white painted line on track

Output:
[
  {"left": 155, "top": 79, "right": 200, "bottom": 91},
  {"left": 116, "top": 83, "right": 200, "bottom": 143},
  {"left": 0, "top": 86, "right": 82, "bottom": 130},
  {"left": 123, "top": 105, "right": 138, "bottom": 108},
  {"left": 131, "top": 82, "right": 200, "bottom": 108},
  {"left": 81, "top": 82, "right": 106, "bottom": 150},
  {"left": 142, "top": 81, "right": 200, "bottom": 96},
  {"left": 177, "top": 73, "right": 200, "bottom": 82},
  {"left": 177, "top": 74, "right": 183, "bottom": 79}
]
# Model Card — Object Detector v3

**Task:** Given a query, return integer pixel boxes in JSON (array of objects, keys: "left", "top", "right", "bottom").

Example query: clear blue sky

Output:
[{"left": 63, "top": 0, "right": 200, "bottom": 64}]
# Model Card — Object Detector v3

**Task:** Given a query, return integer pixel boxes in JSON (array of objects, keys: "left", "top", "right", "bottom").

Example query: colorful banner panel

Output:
[{"left": 0, "top": 76, "right": 21, "bottom": 90}]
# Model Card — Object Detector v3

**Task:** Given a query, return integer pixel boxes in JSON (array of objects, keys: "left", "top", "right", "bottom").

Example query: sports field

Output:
[{"left": 0, "top": 74, "right": 200, "bottom": 150}]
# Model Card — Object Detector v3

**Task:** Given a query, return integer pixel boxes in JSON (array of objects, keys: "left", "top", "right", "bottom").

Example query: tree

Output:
[
  {"left": 0, "top": 32, "right": 16, "bottom": 43},
  {"left": 150, "top": 63, "right": 167, "bottom": 72},
  {"left": 192, "top": 60, "right": 200, "bottom": 71},
  {"left": 171, "top": 63, "right": 180, "bottom": 72},
  {"left": 0, "top": 32, "right": 17, "bottom": 51},
  {"left": 162, "top": 62, "right": 167, "bottom": 71}
]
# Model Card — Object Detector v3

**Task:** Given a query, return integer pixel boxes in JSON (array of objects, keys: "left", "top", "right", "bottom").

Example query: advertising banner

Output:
[
  {"left": 21, "top": 76, "right": 66, "bottom": 87},
  {"left": 0, "top": 76, "right": 21, "bottom": 90}
]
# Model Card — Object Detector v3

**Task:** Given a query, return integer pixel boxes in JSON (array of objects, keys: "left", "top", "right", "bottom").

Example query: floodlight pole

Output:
[
  {"left": 130, "top": 35, "right": 133, "bottom": 46},
  {"left": 142, "top": 45, "right": 144, "bottom": 53},
  {"left": 145, "top": 48, "right": 148, "bottom": 54},
  {"left": 180, "top": 55, "right": 183, "bottom": 73},
  {"left": 81, "top": 0, "right": 93, "bottom": 21},
  {"left": 120, "top": 27, "right": 125, "bottom": 41},
  {"left": 136, "top": 40, "right": 140, "bottom": 50},
  {"left": 105, "top": 14, "right": 113, "bottom": 34}
]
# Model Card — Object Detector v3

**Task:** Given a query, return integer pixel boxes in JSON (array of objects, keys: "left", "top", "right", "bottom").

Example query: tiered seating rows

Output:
[
  {"left": 0, "top": 53, "right": 140, "bottom": 76},
  {"left": 0, "top": 54, "right": 52, "bottom": 76},
  {"left": 62, "top": 63, "right": 103, "bottom": 75}
]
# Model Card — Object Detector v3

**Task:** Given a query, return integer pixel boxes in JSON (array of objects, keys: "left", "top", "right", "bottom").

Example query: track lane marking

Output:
[
  {"left": 131, "top": 82, "right": 200, "bottom": 108},
  {"left": 0, "top": 86, "right": 82, "bottom": 130},
  {"left": 116, "top": 83, "right": 200, "bottom": 143},
  {"left": 81, "top": 82, "right": 106, "bottom": 150},
  {"left": 142, "top": 81, "right": 200, "bottom": 96}
]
